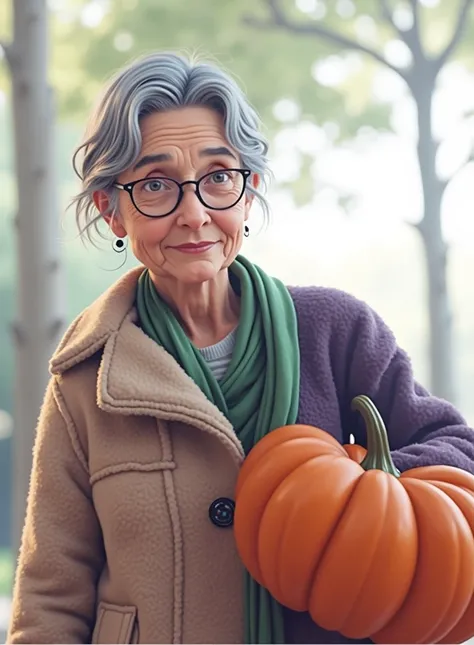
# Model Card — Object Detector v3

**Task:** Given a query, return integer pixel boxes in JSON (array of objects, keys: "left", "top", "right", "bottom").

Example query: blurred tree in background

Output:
[{"left": 245, "top": 0, "right": 474, "bottom": 406}]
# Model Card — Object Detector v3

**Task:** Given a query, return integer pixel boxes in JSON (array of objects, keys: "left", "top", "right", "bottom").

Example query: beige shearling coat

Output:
[{"left": 7, "top": 267, "right": 323, "bottom": 645}]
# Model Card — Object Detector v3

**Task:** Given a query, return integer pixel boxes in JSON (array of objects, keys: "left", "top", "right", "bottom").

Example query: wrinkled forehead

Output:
[
  {"left": 139, "top": 106, "right": 232, "bottom": 152},
  {"left": 119, "top": 106, "right": 240, "bottom": 179}
]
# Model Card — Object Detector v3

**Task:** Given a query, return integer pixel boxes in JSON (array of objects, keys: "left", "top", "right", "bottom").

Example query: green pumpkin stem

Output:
[{"left": 351, "top": 395, "right": 400, "bottom": 477}]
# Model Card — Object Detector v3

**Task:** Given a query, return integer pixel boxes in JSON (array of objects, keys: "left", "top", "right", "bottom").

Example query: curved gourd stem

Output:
[{"left": 351, "top": 395, "right": 401, "bottom": 478}]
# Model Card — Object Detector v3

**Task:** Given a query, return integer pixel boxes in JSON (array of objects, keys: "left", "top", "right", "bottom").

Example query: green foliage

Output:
[
  {"left": 3, "top": 1, "right": 474, "bottom": 131},
  {"left": 0, "top": 0, "right": 11, "bottom": 92},
  {"left": 50, "top": 0, "right": 342, "bottom": 131}
]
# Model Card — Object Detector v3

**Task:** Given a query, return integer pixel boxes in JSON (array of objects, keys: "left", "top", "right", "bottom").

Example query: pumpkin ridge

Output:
[
  {"left": 338, "top": 473, "right": 392, "bottom": 635},
  {"left": 315, "top": 472, "right": 371, "bottom": 631},
  {"left": 261, "top": 455, "right": 328, "bottom": 601},
  {"left": 415, "top": 481, "right": 474, "bottom": 643},
  {"left": 271, "top": 455, "right": 362, "bottom": 609},
  {"left": 434, "top": 483, "right": 474, "bottom": 644},
  {"left": 401, "top": 465, "right": 474, "bottom": 494},
  {"left": 338, "top": 473, "right": 417, "bottom": 638},
  {"left": 309, "top": 470, "right": 415, "bottom": 637},
  {"left": 235, "top": 438, "right": 341, "bottom": 584},
  {"left": 235, "top": 425, "right": 346, "bottom": 498},
  {"left": 407, "top": 479, "right": 470, "bottom": 644},
  {"left": 372, "top": 479, "right": 472, "bottom": 643},
  {"left": 306, "top": 464, "right": 374, "bottom": 629}
]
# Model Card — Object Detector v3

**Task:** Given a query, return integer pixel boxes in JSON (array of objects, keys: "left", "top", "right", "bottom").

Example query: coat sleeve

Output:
[
  {"left": 7, "top": 378, "right": 104, "bottom": 644},
  {"left": 333, "top": 294, "right": 474, "bottom": 474}
]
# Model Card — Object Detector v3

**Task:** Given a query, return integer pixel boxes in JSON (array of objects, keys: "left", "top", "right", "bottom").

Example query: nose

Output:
[{"left": 175, "top": 184, "right": 211, "bottom": 229}]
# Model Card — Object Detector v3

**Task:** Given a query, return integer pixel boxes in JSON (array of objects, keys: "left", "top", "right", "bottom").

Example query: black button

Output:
[{"left": 209, "top": 497, "right": 235, "bottom": 528}]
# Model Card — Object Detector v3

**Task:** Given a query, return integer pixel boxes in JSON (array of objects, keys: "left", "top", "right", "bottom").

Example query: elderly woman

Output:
[{"left": 7, "top": 52, "right": 474, "bottom": 645}]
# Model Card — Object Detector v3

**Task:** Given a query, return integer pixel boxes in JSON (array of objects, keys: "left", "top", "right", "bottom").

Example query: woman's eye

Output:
[
  {"left": 143, "top": 179, "right": 166, "bottom": 192},
  {"left": 210, "top": 171, "right": 230, "bottom": 184}
]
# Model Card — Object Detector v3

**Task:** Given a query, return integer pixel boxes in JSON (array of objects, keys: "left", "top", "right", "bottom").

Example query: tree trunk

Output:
[
  {"left": 247, "top": 0, "right": 466, "bottom": 405},
  {"left": 414, "top": 75, "right": 455, "bottom": 403},
  {"left": 8, "top": 0, "right": 65, "bottom": 555}
]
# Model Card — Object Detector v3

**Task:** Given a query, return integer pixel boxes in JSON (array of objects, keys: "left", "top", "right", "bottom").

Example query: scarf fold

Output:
[{"left": 136, "top": 255, "right": 300, "bottom": 644}]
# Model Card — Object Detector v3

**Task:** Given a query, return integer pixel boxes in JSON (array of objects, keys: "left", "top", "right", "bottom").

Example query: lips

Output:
[{"left": 171, "top": 242, "right": 216, "bottom": 250}]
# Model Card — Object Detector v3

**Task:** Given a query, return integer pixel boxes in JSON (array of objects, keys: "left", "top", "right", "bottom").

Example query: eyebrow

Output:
[
  {"left": 133, "top": 153, "right": 171, "bottom": 172},
  {"left": 132, "top": 146, "right": 237, "bottom": 172},
  {"left": 199, "top": 146, "right": 237, "bottom": 160}
]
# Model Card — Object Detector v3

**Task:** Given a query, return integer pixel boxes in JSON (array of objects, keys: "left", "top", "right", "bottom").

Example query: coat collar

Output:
[
  {"left": 50, "top": 267, "right": 144, "bottom": 375},
  {"left": 50, "top": 267, "right": 244, "bottom": 461}
]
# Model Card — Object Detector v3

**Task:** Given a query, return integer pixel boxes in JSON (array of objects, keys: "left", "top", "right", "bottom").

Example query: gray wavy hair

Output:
[{"left": 71, "top": 51, "right": 271, "bottom": 244}]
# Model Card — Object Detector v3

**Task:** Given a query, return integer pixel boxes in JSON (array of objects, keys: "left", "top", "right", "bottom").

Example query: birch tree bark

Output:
[{"left": 2, "top": 0, "right": 64, "bottom": 555}]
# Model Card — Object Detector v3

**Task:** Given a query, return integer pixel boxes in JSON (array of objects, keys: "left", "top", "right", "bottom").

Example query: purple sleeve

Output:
[{"left": 332, "top": 293, "right": 474, "bottom": 474}]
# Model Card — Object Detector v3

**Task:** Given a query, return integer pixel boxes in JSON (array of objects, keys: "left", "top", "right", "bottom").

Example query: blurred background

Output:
[{"left": 0, "top": 0, "right": 474, "bottom": 640}]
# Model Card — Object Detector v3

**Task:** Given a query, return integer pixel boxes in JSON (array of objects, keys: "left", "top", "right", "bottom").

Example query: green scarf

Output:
[{"left": 136, "top": 255, "right": 300, "bottom": 644}]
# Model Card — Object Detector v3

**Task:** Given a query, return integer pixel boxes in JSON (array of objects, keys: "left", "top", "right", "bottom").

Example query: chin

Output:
[{"left": 175, "top": 260, "right": 222, "bottom": 284}]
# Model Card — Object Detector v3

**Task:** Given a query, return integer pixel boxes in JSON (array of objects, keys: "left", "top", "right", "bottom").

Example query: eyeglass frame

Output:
[{"left": 113, "top": 168, "right": 252, "bottom": 219}]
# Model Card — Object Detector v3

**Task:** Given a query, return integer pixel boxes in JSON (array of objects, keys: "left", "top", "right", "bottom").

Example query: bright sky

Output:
[{"left": 262, "top": 58, "right": 474, "bottom": 259}]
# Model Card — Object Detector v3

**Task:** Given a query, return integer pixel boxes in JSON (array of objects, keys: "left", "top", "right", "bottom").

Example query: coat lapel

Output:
[{"left": 49, "top": 267, "right": 244, "bottom": 462}]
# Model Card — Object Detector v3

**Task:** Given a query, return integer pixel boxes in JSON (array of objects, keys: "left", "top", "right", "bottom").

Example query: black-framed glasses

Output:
[{"left": 114, "top": 168, "right": 251, "bottom": 218}]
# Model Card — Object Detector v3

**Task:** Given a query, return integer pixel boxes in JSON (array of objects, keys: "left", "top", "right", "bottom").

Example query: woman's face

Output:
[{"left": 99, "top": 106, "right": 257, "bottom": 285}]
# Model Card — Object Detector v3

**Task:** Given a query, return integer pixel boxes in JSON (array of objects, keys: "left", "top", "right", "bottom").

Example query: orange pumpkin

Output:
[{"left": 234, "top": 395, "right": 474, "bottom": 644}]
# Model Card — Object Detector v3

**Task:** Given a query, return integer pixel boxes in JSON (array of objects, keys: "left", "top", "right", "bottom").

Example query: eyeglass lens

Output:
[{"left": 131, "top": 170, "right": 245, "bottom": 217}]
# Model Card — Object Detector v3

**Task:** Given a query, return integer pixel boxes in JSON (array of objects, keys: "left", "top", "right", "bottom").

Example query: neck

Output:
[{"left": 149, "top": 269, "right": 240, "bottom": 348}]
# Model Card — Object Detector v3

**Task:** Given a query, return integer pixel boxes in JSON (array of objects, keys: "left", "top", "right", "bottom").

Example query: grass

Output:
[{"left": 0, "top": 550, "right": 13, "bottom": 596}]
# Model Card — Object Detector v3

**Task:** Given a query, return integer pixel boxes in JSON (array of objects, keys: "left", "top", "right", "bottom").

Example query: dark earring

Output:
[
  {"left": 112, "top": 237, "right": 127, "bottom": 253},
  {"left": 244, "top": 225, "right": 250, "bottom": 238},
  {"left": 105, "top": 236, "right": 128, "bottom": 272}
]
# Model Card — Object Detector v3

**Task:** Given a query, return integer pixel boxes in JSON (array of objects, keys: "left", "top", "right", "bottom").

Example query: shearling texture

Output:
[
  {"left": 289, "top": 285, "right": 474, "bottom": 474},
  {"left": 7, "top": 267, "right": 474, "bottom": 645}
]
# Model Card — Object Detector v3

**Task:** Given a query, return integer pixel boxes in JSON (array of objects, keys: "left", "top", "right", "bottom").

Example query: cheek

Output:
[
  {"left": 123, "top": 215, "right": 174, "bottom": 268},
  {"left": 135, "top": 221, "right": 173, "bottom": 251},
  {"left": 214, "top": 203, "right": 246, "bottom": 237},
  {"left": 129, "top": 222, "right": 170, "bottom": 270},
  {"left": 213, "top": 205, "right": 245, "bottom": 259},
  {"left": 118, "top": 196, "right": 172, "bottom": 244}
]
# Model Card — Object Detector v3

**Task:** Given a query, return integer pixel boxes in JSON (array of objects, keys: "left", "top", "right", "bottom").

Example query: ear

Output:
[
  {"left": 244, "top": 172, "right": 260, "bottom": 217},
  {"left": 93, "top": 190, "right": 127, "bottom": 238},
  {"left": 251, "top": 173, "right": 260, "bottom": 191},
  {"left": 245, "top": 173, "right": 260, "bottom": 208}
]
